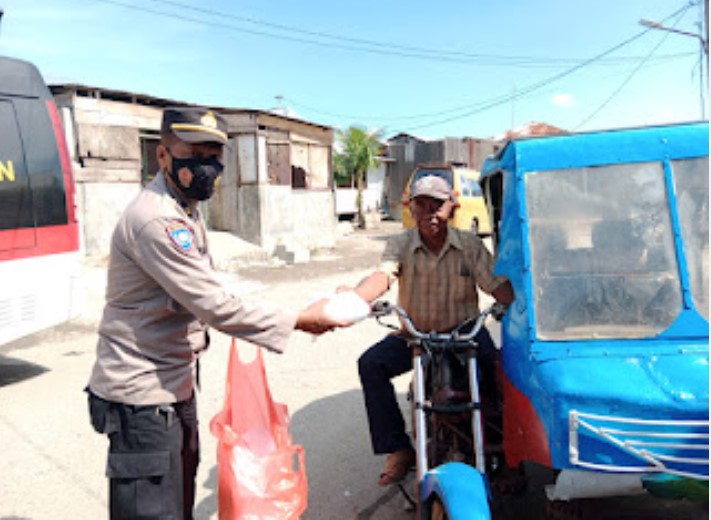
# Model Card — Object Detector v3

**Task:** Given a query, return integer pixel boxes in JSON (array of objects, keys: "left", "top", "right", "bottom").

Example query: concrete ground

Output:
[{"left": 0, "top": 219, "right": 707, "bottom": 520}]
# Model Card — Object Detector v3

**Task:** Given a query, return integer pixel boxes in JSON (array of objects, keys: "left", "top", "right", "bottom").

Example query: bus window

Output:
[{"left": 0, "top": 101, "right": 35, "bottom": 247}]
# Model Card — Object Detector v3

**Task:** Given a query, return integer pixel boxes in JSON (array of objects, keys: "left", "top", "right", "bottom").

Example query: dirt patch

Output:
[{"left": 236, "top": 221, "right": 401, "bottom": 284}]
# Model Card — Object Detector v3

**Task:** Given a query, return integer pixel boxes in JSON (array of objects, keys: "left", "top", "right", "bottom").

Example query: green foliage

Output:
[
  {"left": 333, "top": 126, "right": 384, "bottom": 227},
  {"left": 333, "top": 152, "right": 351, "bottom": 187},
  {"left": 333, "top": 126, "right": 383, "bottom": 187}
]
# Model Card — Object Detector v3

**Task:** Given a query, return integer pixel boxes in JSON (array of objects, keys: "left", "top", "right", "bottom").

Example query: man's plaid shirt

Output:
[{"left": 379, "top": 227, "right": 508, "bottom": 333}]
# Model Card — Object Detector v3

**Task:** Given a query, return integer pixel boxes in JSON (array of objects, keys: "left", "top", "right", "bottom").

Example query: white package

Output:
[{"left": 323, "top": 291, "right": 371, "bottom": 323}]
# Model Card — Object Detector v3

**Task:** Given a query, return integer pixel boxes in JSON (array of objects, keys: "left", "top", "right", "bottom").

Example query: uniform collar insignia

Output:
[{"left": 200, "top": 111, "right": 218, "bottom": 130}]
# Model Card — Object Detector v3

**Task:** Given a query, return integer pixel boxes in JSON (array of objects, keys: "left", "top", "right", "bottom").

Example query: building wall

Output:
[
  {"left": 211, "top": 113, "right": 336, "bottom": 252},
  {"left": 291, "top": 190, "right": 336, "bottom": 250},
  {"left": 367, "top": 162, "right": 386, "bottom": 212},
  {"left": 78, "top": 182, "right": 140, "bottom": 256},
  {"left": 441, "top": 137, "right": 499, "bottom": 170},
  {"left": 334, "top": 161, "right": 387, "bottom": 217},
  {"left": 53, "top": 92, "right": 161, "bottom": 256},
  {"left": 208, "top": 114, "right": 336, "bottom": 252},
  {"left": 53, "top": 88, "right": 337, "bottom": 259},
  {"left": 384, "top": 135, "right": 499, "bottom": 220},
  {"left": 206, "top": 135, "right": 244, "bottom": 232},
  {"left": 385, "top": 136, "right": 419, "bottom": 220}
]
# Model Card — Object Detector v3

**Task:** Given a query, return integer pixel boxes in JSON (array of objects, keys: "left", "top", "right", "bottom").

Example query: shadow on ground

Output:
[
  {"left": 0, "top": 355, "right": 48, "bottom": 387},
  {"left": 193, "top": 386, "right": 709, "bottom": 520}
]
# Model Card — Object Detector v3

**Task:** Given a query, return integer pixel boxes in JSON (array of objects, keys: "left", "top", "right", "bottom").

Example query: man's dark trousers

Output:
[{"left": 358, "top": 327, "right": 497, "bottom": 455}]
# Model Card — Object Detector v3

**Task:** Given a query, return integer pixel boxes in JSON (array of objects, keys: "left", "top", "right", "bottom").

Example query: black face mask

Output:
[{"left": 169, "top": 154, "right": 224, "bottom": 201}]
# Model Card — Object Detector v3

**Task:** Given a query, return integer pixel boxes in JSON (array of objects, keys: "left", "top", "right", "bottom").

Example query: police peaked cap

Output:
[{"left": 161, "top": 106, "right": 228, "bottom": 145}]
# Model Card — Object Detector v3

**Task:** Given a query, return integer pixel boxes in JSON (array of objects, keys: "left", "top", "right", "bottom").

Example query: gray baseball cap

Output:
[{"left": 410, "top": 175, "right": 453, "bottom": 200}]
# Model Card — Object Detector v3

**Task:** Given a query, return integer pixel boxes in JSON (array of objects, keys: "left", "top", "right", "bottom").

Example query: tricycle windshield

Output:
[
  {"left": 673, "top": 156, "right": 709, "bottom": 320},
  {"left": 526, "top": 161, "right": 684, "bottom": 340}
]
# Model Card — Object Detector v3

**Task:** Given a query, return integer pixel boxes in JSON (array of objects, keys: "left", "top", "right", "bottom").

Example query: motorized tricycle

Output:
[
  {"left": 370, "top": 121, "right": 708, "bottom": 520},
  {"left": 479, "top": 121, "right": 709, "bottom": 515}
]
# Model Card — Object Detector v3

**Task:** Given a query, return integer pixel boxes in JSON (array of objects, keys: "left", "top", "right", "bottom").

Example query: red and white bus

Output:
[{"left": 0, "top": 56, "right": 82, "bottom": 346}]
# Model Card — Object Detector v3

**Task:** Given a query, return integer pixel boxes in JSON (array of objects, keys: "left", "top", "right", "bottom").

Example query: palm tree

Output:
[{"left": 334, "top": 126, "right": 383, "bottom": 228}]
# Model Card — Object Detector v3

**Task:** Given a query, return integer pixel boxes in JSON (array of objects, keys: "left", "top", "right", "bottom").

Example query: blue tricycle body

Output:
[{"left": 478, "top": 121, "right": 709, "bottom": 501}]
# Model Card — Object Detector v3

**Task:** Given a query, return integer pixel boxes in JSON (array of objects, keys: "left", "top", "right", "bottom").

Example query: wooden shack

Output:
[{"left": 50, "top": 84, "right": 336, "bottom": 258}]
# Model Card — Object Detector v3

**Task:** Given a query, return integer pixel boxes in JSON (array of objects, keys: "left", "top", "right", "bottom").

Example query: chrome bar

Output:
[
  {"left": 413, "top": 353, "right": 429, "bottom": 483},
  {"left": 594, "top": 428, "right": 709, "bottom": 439},
  {"left": 569, "top": 410, "right": 710, "bottom": 480},
  {"left": 573, "top": 459, "right": 710, "bottom": 480},
  {"left": 574, "top": 411, "right": 709, "bottom": 427},
  {"left": 624, "top": 440, "right": 710, "bottom": 449},
  {"left": 468, "top": 356, "right": 485, "bottom": 473},
  {"left": 649, "top": 452, "right": 711, "bottom": 464},
  {"left": 570, "top": 411, "right": 580, "bottom": 464}
]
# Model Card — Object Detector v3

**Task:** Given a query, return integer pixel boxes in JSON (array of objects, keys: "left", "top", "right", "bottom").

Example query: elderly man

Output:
[
  {"left": 87, "top": 106, "right": 344, "bottom": 519},
  {"left": 343, "top": 174, "right": 514, "bottom": 486}
]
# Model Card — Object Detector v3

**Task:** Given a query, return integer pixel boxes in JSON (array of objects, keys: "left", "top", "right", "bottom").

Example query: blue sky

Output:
[{"left": 0, "top": 0, "right": 707, "bottom": 139}]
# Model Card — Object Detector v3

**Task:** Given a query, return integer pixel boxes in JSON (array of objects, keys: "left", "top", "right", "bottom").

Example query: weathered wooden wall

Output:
[{"left": 52, "top": 87, "right": 337, "bottom": 257}]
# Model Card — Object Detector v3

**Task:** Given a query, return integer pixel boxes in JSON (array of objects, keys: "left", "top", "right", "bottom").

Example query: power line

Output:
[
  {"left": 284, "top": 53, "right": 692, "bottom": 124},
  {"left": 89, "top": 0, "right": 699, "bottom": 132},
  {"left": 573, "top": 8, "right": 689, "bottom": 130},
  {"left": 573, "top": 38, "right": 672, "bottom": 130},
  {"left": 399, "top": 2, "right": 696, "bottom": 132},
  {"left": 93, "top": 0, "right": 694, "bottom": 68}
]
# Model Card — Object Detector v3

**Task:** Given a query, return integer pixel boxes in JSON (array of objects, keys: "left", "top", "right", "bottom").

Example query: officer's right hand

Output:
[{"left": 295, "top": 298, "right": 351, "bottom": 335}]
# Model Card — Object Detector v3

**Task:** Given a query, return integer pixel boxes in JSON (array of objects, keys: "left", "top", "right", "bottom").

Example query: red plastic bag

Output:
[{"left": 210, "top": 340, "right": 308, "bottom": 520}]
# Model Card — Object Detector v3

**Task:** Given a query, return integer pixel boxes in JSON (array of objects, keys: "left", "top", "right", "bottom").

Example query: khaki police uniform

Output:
[
  {"left": 88, "top": 172, "right": 296, "bottom": 406},
  {"left": 87, "top": 106, "right": 295, "bottom": 520}
]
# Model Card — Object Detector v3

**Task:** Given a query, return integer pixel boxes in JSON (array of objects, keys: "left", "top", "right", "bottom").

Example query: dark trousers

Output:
[
  {"left": 87, "top": 391, "right": 200, "bottom": 520},
  {"left": 358, "top": 328, "right": 497, "bottom": 455}
]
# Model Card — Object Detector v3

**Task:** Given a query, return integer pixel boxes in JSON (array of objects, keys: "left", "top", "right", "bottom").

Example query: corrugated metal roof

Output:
[
  {"left": 49, "top": 82, "right": 332, "bottom": 131},
  {"left": 492, "top": 121, "right": 568, "bottom": 141}
]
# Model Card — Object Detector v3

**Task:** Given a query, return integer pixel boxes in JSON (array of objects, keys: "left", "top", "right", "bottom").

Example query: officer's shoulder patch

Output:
[{"left": 165, "top": 221, "right": 195, "bottom": 253}]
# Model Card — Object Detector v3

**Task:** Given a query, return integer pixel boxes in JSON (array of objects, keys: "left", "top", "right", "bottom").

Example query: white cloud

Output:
[{"left": 551, "top": 93, "right": 575, "bottom": 107}]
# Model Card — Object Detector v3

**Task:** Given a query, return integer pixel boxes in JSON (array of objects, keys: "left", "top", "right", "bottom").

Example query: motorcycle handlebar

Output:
[{"left": 370, "top": 301, "right": 506, "bottom": 342}]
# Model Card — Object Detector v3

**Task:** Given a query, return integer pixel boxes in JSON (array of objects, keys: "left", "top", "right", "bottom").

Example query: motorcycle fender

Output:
[{"left": 420, "top": 462, "right": 491, "bottom": 520}]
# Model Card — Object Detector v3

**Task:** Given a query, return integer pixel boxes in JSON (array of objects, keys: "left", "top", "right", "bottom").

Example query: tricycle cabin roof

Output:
[{"left": 481, "top": 121, "right": 709, "bottom": 176}]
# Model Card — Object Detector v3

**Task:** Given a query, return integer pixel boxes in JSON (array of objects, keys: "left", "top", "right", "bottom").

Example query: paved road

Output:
[
  {"left": 0, "top": 221, "right": 707, "bottom": 519},
  {"left": 0, "top": 221, "right": 416, "bottom": 520}
]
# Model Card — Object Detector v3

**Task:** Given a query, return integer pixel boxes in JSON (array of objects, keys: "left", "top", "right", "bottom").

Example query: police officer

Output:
[{"left": 87, "top": 106, "right": 344, "bottom": 519}]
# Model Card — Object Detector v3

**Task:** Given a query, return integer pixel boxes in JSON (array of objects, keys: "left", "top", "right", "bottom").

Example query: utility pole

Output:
[
  {"left": 510, "top": 84, "right": 516, "bottom": 130},
  {"left": 705, "top": 0, "right": 709, "bottom": 62},
  {"left": 640, "top": 3, "right": 709, "bottom": 120},
  {"left": 639, "top": 18, "right": 708, "bottom": 55}
]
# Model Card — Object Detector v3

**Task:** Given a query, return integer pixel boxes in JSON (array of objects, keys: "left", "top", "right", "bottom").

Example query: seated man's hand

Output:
[{"left": 491, "top": 302, "right": 509, "bottom": 322}]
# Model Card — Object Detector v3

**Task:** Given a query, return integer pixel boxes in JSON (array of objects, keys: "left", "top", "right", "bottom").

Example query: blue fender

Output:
[{"left": 420, "top": 462, "right": 491, "bottom": 520}]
